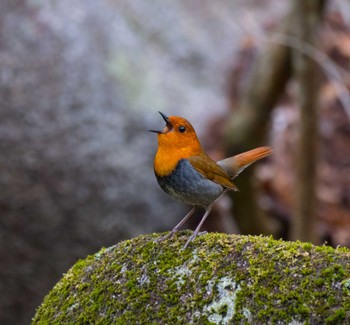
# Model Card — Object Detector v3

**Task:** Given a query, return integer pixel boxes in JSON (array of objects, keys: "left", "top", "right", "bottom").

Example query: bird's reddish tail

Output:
[{"left": 217, "top": 146, "right": 272, "bottom": 179}]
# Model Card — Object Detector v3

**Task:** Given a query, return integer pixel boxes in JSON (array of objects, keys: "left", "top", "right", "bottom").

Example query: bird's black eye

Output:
[{"left": 178, "top": 126, "right": 186, "bottom": 133}]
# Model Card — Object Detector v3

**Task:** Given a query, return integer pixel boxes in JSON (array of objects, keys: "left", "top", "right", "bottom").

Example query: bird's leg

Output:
[
  {"left": 183, "top": 191, "right": 227, "bottom": 248},
  {"left": 170, "top": 206, "right": 196, "bottom": 234},
  {"left": 157, "top": 206, "right": 196, "bottom": 242},
  {"left": 183, "top": 206, "right": 212, "bottom": 249}
]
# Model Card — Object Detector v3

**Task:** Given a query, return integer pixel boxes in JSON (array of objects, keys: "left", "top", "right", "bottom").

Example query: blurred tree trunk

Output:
[
  {"left": 290, "top": 0, "right": 327, "bottom": 243},
  {"left": 225, "top": 12, "right": 293, "bottom": 236},
  {"left": 225, "top": 1, "right": 327, "bottom": 238}
]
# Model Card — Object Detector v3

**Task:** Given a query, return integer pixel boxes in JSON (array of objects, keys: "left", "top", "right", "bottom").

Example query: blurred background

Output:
[{"left": 1, "top": 0, "right": 350, "bottom": 323}]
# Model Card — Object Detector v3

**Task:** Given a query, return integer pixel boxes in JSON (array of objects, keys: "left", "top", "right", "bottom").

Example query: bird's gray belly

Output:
[{"left": 156, "top": 159, "right": 224, "bottom": 208}]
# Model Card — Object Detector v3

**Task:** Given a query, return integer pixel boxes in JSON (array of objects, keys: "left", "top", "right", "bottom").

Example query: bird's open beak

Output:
[{"left": 149, "top": 111, "right": 173, "bottom": 133}]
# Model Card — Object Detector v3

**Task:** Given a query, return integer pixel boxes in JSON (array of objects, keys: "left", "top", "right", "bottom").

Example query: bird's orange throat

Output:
[{"left": 154, "top": 133, "right": 201, "bottom": 177}]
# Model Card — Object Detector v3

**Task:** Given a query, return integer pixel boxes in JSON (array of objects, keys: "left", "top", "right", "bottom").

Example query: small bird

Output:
[{"left": 150, "top": 112, "right": 272, "bottom": 248}]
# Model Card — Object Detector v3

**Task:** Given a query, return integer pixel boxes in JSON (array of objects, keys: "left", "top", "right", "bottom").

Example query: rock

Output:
[{"left": 33, "top": 232, "right": 350, "bottom": 324}]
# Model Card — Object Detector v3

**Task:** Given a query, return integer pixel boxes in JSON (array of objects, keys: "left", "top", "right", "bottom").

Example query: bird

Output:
[{"left": 150, "top": 111, "right": 272, "bottom": 248}]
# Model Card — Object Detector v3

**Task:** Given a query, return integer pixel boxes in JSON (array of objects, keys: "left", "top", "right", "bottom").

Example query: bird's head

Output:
[{"left": 149, "top": 112, "right": 202, "bottom": 154}]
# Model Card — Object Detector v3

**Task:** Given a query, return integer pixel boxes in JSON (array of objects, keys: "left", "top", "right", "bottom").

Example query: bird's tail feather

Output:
[{"left": 217, "top": 146, "right": 272, "bottom": 179}]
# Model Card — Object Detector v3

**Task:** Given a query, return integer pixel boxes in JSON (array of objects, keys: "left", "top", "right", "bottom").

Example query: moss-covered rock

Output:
[{"left": 32, "top": 232, "right": 350, "bottom": 324}]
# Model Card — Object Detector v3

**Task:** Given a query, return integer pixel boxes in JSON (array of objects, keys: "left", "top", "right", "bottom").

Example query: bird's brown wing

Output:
[
  {"left": 188, "top": 154, "right": 238, "bottom": 191},
  {"left": 217, "top": 146, "right": 272, "bottom": 179}
]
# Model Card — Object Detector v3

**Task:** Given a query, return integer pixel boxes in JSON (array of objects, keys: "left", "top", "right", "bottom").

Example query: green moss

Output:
[
  {"left": 32, "top": 232, "right": 350, "bottom": 324},
  {"left": 326, "top": 308, "right": 346, "bottom": 324},
  {"left": 341, "top": 278, "right": 350, "bottom": 290}
]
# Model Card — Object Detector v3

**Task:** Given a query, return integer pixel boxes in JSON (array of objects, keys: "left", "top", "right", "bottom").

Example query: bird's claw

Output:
[
  {"left": 156, "top": 229, "right": 207, "bottom": 249},
  {"left": 183, "top": 237, "right": 193, "bottom": 249},
  {"left": 155, "top": 229, "right": 178, "bottom": 243},
  {"left": 183, "top": 231, "right": 208, "bottom": 249}
]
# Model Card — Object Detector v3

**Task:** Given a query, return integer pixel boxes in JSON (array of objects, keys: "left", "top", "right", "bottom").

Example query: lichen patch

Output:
[{"left": 203, "top": 277, "right": 241, "bottom": 324}]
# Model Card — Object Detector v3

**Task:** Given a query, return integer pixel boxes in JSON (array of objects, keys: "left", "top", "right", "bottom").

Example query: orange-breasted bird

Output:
[{"left": 150, "top": 112, "right": 272, "bottom": 248}]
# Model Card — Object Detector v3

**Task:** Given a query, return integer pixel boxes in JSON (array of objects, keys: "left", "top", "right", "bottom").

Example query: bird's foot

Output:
[
  {"left": 155, "top": 229, "right": 178, "bottom": 243},
  {"left": 183, "top": 231, "right": 208, "bottom": 249},
  {"left": 183, "top": 233, "right": 196, "bottom": 249}
]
